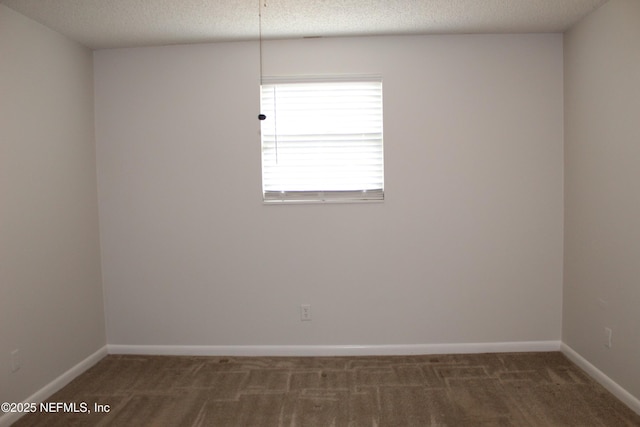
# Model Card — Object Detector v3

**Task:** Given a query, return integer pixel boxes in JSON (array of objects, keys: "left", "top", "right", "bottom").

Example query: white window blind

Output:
[{"left": 260, "top": 77, "right": 384, "bottom": 203}]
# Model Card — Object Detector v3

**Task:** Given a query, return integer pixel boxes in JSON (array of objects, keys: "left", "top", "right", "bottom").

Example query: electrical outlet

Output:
[
  {"left": 11, "top": 349, "right": 21, "bottom": 373},
  {"left": 604, "top": 327, "right": 612, "bottom": 349},
  {"left": 300, "top": 304, "right": 311, "bottom": 321}
]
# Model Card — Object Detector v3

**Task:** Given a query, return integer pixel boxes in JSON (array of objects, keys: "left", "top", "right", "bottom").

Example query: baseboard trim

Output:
[
  {"left": 0, "top": 346, "right": 108, "bottom": 427},
  {"left": 561, "top": 343, "right": 640, "bottom": 415},
  {"left": 107, "top": 340, "right": 561, "bottom": 357}
]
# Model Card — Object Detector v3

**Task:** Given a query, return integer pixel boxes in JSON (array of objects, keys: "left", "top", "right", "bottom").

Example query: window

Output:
[{"left": 260, "top": 77, "right": 384, "bottom": 203}]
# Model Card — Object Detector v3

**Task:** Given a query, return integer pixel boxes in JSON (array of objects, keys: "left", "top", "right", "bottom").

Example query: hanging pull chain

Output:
[{"left": 258, "top": 0, "right": 266, "bottom": 121}]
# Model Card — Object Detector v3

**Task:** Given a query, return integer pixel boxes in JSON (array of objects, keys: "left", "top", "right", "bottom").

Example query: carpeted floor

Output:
[{"left": 12, "top": 352, "right": 640, "bottom": 426}]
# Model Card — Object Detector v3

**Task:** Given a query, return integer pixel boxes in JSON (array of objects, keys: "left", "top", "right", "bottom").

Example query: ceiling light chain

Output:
[{"left": 258, "top": 0, "right": 267, "bottom": 121}]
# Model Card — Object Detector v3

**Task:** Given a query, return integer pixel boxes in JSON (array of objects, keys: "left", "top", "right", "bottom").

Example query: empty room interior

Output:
[{"left": 1, "top": 0, "right": 639, "bottom": 425}]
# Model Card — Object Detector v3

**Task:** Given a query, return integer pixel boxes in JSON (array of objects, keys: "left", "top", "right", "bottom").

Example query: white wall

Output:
[
  {"left": 564, "top": 0, "right": 640, "bottom": 399},
  {"left": 0, "top": 5, "right": 105, "bottom": 404},
  {"left": 94, "top": 34, "right": 564, "bottom": 349}
]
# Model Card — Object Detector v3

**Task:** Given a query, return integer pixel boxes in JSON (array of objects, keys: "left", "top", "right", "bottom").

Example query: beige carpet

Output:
[{"left": 13, "top": 352, "right": 640, "bottom": 426}]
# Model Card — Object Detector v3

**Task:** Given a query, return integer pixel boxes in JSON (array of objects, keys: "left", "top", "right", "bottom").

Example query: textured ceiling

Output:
[{"left": 1, "top": 0, "right": 608, "bottom": 50}]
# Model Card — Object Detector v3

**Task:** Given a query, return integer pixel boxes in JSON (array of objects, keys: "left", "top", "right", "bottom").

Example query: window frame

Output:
[{"left": 259, "top": 75, "right": 384, "bottom": 204}]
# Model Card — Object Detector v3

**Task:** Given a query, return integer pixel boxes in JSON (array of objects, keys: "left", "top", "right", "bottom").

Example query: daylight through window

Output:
[{"left": 260, "top": 77, "right": 384, "bottom": 203}]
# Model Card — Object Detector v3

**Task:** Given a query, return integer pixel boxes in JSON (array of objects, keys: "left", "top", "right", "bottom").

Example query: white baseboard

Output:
[
  {"left": 561, "top": 343, "right": 640, "bottom": 415},
  {"left": 0, "top": 346, "right": 108, "bottom": 427},
  {"left": 107, "top": 340, "right": 561, "bottom": 357}
]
